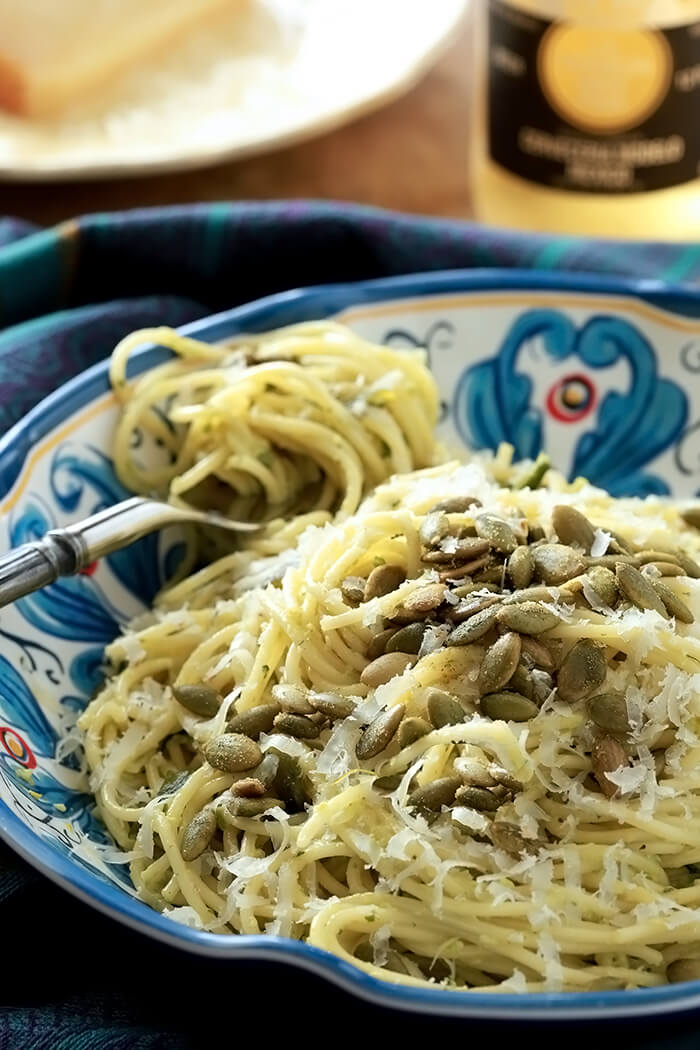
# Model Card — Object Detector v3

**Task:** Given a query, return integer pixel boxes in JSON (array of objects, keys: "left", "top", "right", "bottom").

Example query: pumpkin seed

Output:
[
  {"left": 181, "top": 808, "right": 216, "bottom": 861},
  {"left": 508, "top": 546, "right": 534, "bottom": 589},
  {"left": 354, "top": 941, "right": 374, "bottom": 964},
  {"left": 488, "top": 764, "right": 523, "bottom": 793},
  {"left": 480, "top": 691, "right": 539, "bottom": 721},
  {"left": 584, "top": 565, "right": 619, "bottom": 609},
  {"left": 475, "top": 513, "right": 518, "bottom": 554},
  {"left": 654, "top": 750, "right": 667, "bottom": 779},
  {"left": 364, "top": 564, "right": 406, "bottom": 601},
  {"left": 502, "top": 585, "right": 569, "bottom": 605},
  {"left": 360, "top": 652, "right": 414, "bottom": 688},
  {"left": 496, "top": 601, "right": 561, "bottom": 635},
  {"left": 454, "top": 784, "right": 500, "bottom": 811},
  {"left": 270, "top": 750, "right": 310, "bottom": 810},
  {"left": 474, "top": 563, "right": 507, "bottom": 583},
  {"left": 408, "top": 775, "right": 461, "bottom": 812},
  {"left": 373, "top": 773, "right": 403, "bottom": 791},
  {"left": 367, "top": 627, "right": 397, "bottom": 660},
  {"left": 552, "top": 504, "right": 596, "bottom": 553},
  {"left": 488, "top": 821, "right": 536, "bottom": 857},
  {"left": 392, "top": 583, "right": 446, "bottom": 623},
  {"left": 452, "top": 581, "right": 501, "bottom": 599},
  {"left": 227, "top": 703, "right": 280, "bottom": 739},
  {"left": 420, "top": 512, "right": 450, "bottom": 547},
  {"left": 450, "top": 538, "right": 493, "bottom": 561},
  {"left": 651, "top": 727, "right": 676, "bottom": 751},
  {"left": 410, "top": 954, "right": 453, "bottom": 982},
  {"left": 385, "top": 621, "right": 427, "bottom": 655},
  {"left": 591, "top": 734, "right": 627, "bottom": 797},
  {"left": 680, "top": 507, "right": 700, "bottom": 530},
  {"left": 227, "top": 796, "right": 275, "bottom": 818},
  {"left": 157, "top": 770, "right": 190, "bottom": 799},
  {"left": 446, "top": 606, "right": 499, "bottom": 646},
  {"left": 519, "top": 636, "right": 556, "bottom": 671},
  {"left": 509, "top": 663, "right": 535, "bottom": 700},
  {"left": 532, "top": 543, "right": 586, "bottom": 586},
  {"left": 423, "top": 538, "right": 491, "bottom": 564},
  {"left": 448, "top": 594, "right": 501, "bottom": 623},
  {"left": 356, "top": 703, "right": 405, "bottom": 759},
  {"left": 250, "top": 753, "right": 279, "bottom": 790},
  {"left": 651, "top": 580, "right": 694, "bottom": 623},
  {"left": 607, "top": 531, "right": 634, "bottom": 554},
  {"left": 616, "top": 563, "right": 668, "bottom": 617},
  {"left": 454, "top": 756, "right": 497, "bottom": 787},
  {"left": 430, "top": 495, "right": 481, "bottom": 514},
  {"left": 271, "top": 683, "right": 314, "bottom": 715},
  {"left": 426, "top": 688, "right": 465, "bottom": 728},
  {"left": 665, "top": 867, "right": 694, "bottom": 890},
  {"left": 676, "top": 551, "right": 700, "bottom": 579},
  {"left": 636, "top": 550, "right": 680, "bottom": 566},
  {"left": 231, "top": 777, "right": 266, "bottom": 798},
  {"left": 589, "top": 693, "right": 631, "bottom": 735},
  {"left": 204, "top": 733, "right": 263, "bottom": 772},
  {"left": 439, "top": 555, "right": 492, "bottom": 582},
  {"left": 341, "top": 576, "right": 367, "bottom": 604},
  {"left": 642, "top": 561, "right": 685, "bottom": 578},
  {"left": 397, "top": 716, "right": 432, "bottom": 748},
  {"left": 478, "top": 632, "right": 521, "bottom": 694},
  {"left": 667, "top": 959, "right": 700, "bottom": 984},
  {"left": 556, "top": 639, "right": 607, "bottom": 703},
  {"left": 273, "top": 712, "right": 320, "bottom": 739},
  {"left": 173, "top": 683, "right": 221, "bottom": 718},
  {"left": 587, "top": 554, "right": 637, "bottom": 568},
  {"left": 308, "top": 692, "right": 357, "bottom": 720}
]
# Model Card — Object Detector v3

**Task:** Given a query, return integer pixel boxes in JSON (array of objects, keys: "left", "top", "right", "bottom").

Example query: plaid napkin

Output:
[{"left": 1, "top": 201, "right": 699, "bottom": 1049}]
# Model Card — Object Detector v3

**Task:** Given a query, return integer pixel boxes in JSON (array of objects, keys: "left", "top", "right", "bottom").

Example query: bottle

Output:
[{"left": 471, "top": 0, "right": 700, "bottom": 239}]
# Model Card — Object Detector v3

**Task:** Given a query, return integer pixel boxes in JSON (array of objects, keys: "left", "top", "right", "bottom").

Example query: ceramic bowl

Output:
[{"left": 2, "top": 269, "right": 700, "bottom": 1020}]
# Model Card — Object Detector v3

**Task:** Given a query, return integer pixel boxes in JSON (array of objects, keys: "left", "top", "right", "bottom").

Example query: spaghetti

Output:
[{"left": 80, "top": 322, "right": 700, "bottom": 993}]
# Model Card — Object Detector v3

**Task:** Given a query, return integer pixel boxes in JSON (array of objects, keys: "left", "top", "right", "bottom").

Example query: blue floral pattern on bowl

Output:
[
  {"left": 454, "top": 310, "right": 689, "bottom": 497},
  {"left": 1, "top": 269, "right": 700, "bottom": 1019}
]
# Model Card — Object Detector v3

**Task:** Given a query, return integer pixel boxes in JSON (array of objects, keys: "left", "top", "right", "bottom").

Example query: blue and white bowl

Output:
[{"left": 1, "top": 268, "right": 700, "bottom": 1020}]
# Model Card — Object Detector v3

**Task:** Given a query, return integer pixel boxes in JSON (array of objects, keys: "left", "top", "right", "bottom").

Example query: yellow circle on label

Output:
[{"left": 537, "top": 24, "right": 672, "bottom": 135}]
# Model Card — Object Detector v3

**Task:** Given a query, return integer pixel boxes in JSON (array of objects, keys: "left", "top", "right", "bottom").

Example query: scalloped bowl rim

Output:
[{"left": 2, "top": 267, "right": 700, "bottom": 1021}]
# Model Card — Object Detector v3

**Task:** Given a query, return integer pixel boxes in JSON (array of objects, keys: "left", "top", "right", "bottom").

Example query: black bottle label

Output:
[{"left": 487, "top": 0, "right": 700, "bottom": 193}]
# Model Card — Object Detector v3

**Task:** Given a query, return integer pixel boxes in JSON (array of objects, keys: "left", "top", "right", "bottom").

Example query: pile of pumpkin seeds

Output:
[
  {"left": 175, "top": 497, "right": 700, "bottom": 859},
  {"left": 341, "top": 497, "right": 698, "bottom": 847}
]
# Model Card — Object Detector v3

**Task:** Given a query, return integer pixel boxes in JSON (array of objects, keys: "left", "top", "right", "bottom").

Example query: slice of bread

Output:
[{"left": 0, "top": 0, "right": 241, "bottom": 117}]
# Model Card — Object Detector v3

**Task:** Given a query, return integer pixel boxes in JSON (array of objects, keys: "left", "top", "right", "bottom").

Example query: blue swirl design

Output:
[
  {"left": 11, "top": 442, "right": 183, "bottom": 652},
  {"left": 70, "top": 648, "right": 106, "bottom": 698},
  {"left": 1, "top": 441, "right": 186, "bottom": 883},
  {"left": 0, "top": 654, "right": 57, "bottom": 757},
  {"left": 0, "top": 760, "right": 127, "bottom": 886},
  {"left": 454, "top": 310, "right": 689, "bottom": 496},
  {"left": 383, "top": 321, "right": 456, "bottom": 423},
  {"left": 0, "top": 757, "right": 91, "bottom": 824}
]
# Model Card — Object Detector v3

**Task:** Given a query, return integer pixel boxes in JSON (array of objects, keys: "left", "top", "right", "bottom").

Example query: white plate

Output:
[{"left": 0, "top": 0, "right": 467, "bottom": 182}]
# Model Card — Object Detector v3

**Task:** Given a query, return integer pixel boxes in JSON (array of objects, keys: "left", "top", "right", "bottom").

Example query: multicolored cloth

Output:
[{"left": 1, "top": 201, "right": 699, "bottom": 1049}]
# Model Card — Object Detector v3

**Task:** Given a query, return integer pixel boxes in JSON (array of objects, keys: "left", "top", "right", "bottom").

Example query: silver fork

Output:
[{"left": 0, "top": 496, "right": 259, "bottom": 608}]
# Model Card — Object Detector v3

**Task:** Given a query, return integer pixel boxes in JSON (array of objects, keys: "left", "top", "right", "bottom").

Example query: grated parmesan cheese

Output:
[{"left": 590, "top": 529, "right": 611, "bottom": 557}]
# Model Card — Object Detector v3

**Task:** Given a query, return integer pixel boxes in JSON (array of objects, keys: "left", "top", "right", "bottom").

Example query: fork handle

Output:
[
  {"left": 0, "top": 497, "right": 168, "bottom": 609},
  {"left": 0, "top": 530, "right": 84, "bottom": 607}
]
